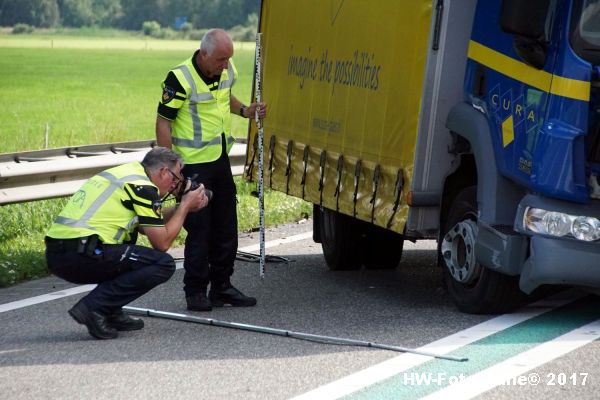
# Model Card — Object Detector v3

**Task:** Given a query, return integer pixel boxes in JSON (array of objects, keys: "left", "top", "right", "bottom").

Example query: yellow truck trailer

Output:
[{"left": 245, "top": 0, "right": 600, "bottom": 313}]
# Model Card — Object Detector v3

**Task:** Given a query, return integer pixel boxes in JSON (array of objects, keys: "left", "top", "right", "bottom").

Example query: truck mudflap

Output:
[{"left": 520, "top": 236, "right": 600, "bottom": 294}]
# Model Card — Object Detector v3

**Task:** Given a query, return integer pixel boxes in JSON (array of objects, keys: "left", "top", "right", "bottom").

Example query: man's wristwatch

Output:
[{"left": 240, "top": 106, "right": 247, "bottom": 118}]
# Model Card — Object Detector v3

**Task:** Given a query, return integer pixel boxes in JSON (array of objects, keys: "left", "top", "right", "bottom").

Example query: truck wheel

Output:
[
  {"left": 440, "top": 186, "right": 524, "bottom": 314},
  {"left": 363, "top": 224, "right": 403, "bottom": 270},
  {"left": 318, "top": 207, "right": 362, "bottom": 270}
]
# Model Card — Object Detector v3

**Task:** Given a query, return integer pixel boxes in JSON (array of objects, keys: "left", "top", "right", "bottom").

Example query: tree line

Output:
[{"left": 0, "top": 0, "right": 260, "bottom": 31}]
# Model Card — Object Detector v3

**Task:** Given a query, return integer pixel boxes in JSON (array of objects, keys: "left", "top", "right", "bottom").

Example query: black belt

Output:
[
  {"left": 45, "top": 237, "right": 80, "bottom": 252},
  {"left": 45, "top": 236, "right": 101, "bottom": 254}
]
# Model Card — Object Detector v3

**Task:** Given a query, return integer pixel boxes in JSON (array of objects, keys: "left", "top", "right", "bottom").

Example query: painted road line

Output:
[
  {"left": 343, "top": 296, "right": 600, "bottom": 400},
  {"left": 290, "top": 290, "right": 586, "bottom": 400},
  {"left": 0, "top": 284, "right": 96, "bottom": 313},
  {"left": 238, "top": 230, "right": 314, "bottom": 253},
  {"left": 0, "top": 231, "right": 314, "bottom": 313},
  {"left": 421, "top": 318, "right": 600, "bottom": 399}
]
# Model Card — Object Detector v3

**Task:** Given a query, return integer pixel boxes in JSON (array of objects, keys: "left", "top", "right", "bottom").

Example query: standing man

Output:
[
  {"left": 156, "top": 28, "right": 266, "bottom": 311},
  {"left": 45, "top": 147, "right": 209, "bottom": 339}
]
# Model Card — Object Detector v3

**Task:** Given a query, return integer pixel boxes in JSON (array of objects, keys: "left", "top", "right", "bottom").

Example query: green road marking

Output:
[{"left": 344, "top": 296, "right": 600, "bottom": 400}]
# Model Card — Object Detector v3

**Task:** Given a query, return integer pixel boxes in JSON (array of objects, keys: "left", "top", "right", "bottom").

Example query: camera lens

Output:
[{"left": 189, "top": 181, "right": 200, "bottom": 191}]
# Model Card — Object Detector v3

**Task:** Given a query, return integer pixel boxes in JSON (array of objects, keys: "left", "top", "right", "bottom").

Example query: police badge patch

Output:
[{"left": 162, "top": 86, "right": 175, "bottom": 104}]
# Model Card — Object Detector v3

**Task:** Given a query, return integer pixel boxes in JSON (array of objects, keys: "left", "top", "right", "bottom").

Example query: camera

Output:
[{"left": 176, "top": 174, "right": 213, "bottom": 202}]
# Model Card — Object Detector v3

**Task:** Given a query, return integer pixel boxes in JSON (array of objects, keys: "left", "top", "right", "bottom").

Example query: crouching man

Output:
[{"left": 45, "top": 147, "right": 209, "bottom": 339}]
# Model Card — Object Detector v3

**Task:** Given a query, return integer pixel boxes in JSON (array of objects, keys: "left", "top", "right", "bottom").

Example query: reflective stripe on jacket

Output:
[{"left": 170, "top": 57, "right": 237, "bottom": 163}]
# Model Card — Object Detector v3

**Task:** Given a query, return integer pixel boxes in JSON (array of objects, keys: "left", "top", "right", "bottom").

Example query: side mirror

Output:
[{"left": 500, "top": 0, "right": 551, "bottom": 69}]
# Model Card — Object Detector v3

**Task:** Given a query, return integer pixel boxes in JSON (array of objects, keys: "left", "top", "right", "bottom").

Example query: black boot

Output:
[
  {"left": 209, "top": 283, "right": 257, "bottom": 307},
  {"left": 106, "top": 310, "right": 144, "bottom": 331},
  {"left": 186, "top": 292, "right": 213, "bottom": 311},
  {"left": 68, "top": 301, "right": 118, "bottom": 340}
]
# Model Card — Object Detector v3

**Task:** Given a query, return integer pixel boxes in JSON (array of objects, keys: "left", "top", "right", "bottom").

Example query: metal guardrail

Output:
[{"left": 0, "top": 140, "right": 248, "bottom": 205}]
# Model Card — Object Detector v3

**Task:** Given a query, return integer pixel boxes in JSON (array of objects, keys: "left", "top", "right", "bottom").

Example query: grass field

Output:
[
  {"left": 0, "top": 39, "right": 256, "bottom": 152},
  {"left": 0, "top": 37, "right": 311, "bottom": 287}
]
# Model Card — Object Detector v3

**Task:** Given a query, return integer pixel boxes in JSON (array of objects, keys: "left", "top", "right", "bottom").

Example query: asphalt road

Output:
[{"left": 1, "top": 221, "right": 599, "bottom": 400}]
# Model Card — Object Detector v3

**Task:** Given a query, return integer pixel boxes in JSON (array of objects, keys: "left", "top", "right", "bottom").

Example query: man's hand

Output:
[
  {"left": 180, "top": 181, "right": 209, "bottom": 212},
  {"left": 246, "top": 102, "right": 267, "bottom": 119},
  {"left": 145, "top": 181, "right": 208, "bottom": 251}
]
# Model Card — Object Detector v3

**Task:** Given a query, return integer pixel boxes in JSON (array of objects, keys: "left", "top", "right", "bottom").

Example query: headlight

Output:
[
  {"left": 572, "top": 217, "right": 600, "bottom": 241},
  {"left": 523, "top": 207, "right": 600, "bottom": 242}
]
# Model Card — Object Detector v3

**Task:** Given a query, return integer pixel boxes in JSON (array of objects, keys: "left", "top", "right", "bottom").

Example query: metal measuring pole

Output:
[
  {"left": 123, "top": 306, "right": 468, "bottom": 362},
  {"left": 254, "top": 32, "right": 266, "bottom": 278}
]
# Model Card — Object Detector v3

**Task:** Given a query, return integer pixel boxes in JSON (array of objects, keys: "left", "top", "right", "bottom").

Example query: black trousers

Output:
[
  {"left": 46, "top": 243, "right": 175, "bottom": 315},
  {"left": 182, "top": 149, "right": 238, "bottom": 297}
]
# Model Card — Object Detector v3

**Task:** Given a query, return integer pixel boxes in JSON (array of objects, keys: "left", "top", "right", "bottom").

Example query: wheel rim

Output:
[{"left": 441, "top": 219, "right": 481, "bottom": 284}]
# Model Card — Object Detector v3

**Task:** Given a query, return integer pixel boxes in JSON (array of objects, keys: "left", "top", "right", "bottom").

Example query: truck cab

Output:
[{"left": 440, "top": 0, "right": 600, "bottom": 312}]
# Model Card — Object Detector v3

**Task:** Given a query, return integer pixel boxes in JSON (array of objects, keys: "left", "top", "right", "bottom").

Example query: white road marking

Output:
[
  {"left": 421, "top": 318, "right": 600, "bottom": 400},
  {"left": 0, "top": 231, "right": 314, "bottom": 313},
  {"left": 290, "top": 290, "right": 585, "bottom": 400},
  {"left": 0, "top": 285, "right": 96, "bottom": 313},
  {"left": 238, "top": 231, "right": 314, "bottom": 253}
]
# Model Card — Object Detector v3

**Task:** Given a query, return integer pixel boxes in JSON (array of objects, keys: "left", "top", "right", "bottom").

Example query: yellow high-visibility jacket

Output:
[{"left": 46, "top": 162, "right": 163, "bottom": 244}]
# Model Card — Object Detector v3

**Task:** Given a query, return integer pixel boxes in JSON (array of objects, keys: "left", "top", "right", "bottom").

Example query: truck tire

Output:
[
  {"left": 318, "top": 207, "right": 362, "bottom": 270},
  {"left": 363, "top": 224, "right": 404, "bottom": 270},
  {"left": 440, "top": 186, "right": 524, "bottom": 314}
]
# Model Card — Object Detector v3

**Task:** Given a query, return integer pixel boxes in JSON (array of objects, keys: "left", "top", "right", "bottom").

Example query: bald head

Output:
[
  {"left": 200, "top": 29, "right": 233, "bottom": 56},
  {"left": 197, "top": 28, "right": 234, "bottom": 78}
]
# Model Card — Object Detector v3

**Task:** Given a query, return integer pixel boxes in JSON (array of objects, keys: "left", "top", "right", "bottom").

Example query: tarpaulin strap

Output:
[
  {"left": 301, "top": 145, "right": 310, "bottom": 199},
  {"left": 268, "top": 135, "right": 276, "bottom": 188},
  {"left": 334, "top": 155, "right": 344, "bottom": 212},
  {"left": 285, "top": 140, "right": 294, "bottom": 194},
  {"left": 370, "top": 165, "right": 381, "bottom": 223},
  {"left": 245, "top": 135, "right": 258, "bottom": 181},
  {"left": 387, "top": 168, "right": 405, "bottom": 228},
  {"left": 353, "top": 160, "right": 362, "bottom": 218},
  {"left": 318, "top": 150, "right": 327, "bottom": 208}
]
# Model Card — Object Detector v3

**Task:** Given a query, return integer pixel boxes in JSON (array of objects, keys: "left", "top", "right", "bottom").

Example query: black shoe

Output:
[
  {"left": 186, "top": 292, "right": 213, "bottom": 311},
  {"left": 106, "top": 311, "right": 144, "bottom": 331},
  {"left": 209, "top": 284, "right": 257, "bottom": 307},
  {"left": 68, "top": 301, "right": 118, "bottom": 340}
]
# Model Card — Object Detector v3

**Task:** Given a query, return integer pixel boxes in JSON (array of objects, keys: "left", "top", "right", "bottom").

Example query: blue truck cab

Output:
[{"left": 443, "top": 0, "right": 600, "bottom": 310}]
